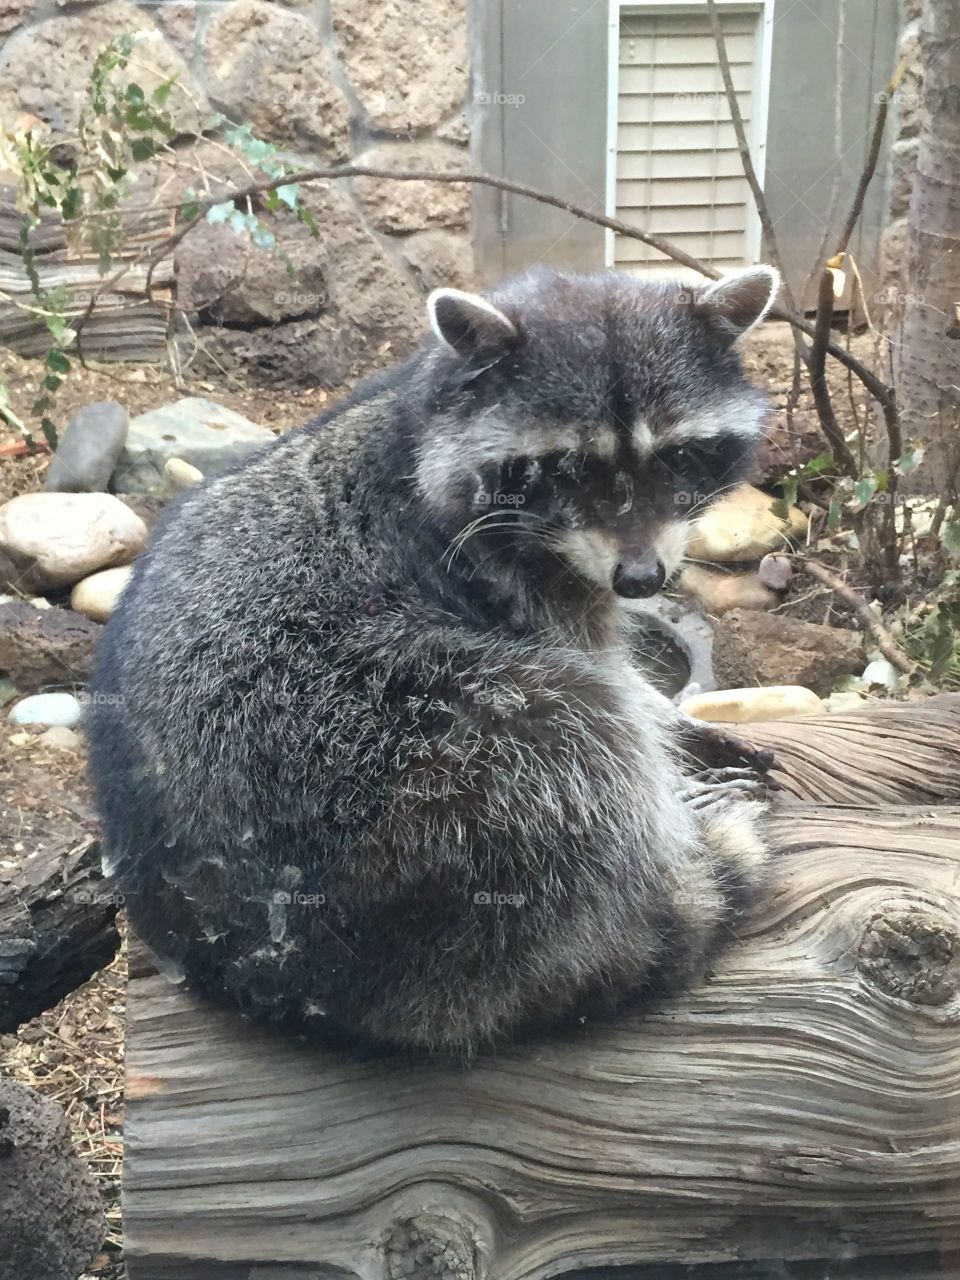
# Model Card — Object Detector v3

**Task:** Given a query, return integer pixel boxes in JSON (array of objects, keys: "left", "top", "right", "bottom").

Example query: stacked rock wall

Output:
[
  {"left": 0, "top": 0, "right": 474, "bottom": 387},
  {"left": 878, "top": 0, "right": 923, "bottom": 304}
]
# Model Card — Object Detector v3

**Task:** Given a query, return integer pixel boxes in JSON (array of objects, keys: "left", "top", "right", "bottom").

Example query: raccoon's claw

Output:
[{"left": 684, "top": 766, "right": 770, "bottom": 811}]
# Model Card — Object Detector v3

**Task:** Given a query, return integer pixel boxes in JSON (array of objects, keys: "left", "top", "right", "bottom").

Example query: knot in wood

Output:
[
  {"left": 858, "top": 909, "right": 960, "bottom": 1006},
  {"left": 385, "top": 1211, "right": 480, "bottom": 1280}
]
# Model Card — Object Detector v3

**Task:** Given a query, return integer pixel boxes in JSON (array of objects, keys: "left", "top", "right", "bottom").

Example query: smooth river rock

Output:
[
  {"left": 680, "top": 685, "right": 824, "bottom": 724},
  {"left": 42, "top": 402, "right": 129, "bottom": 494},
  {"left": 686, "top": 483, "right": 808, "bottom": 563},
  {"left": 70, "top": 565, "right": 134, "bottom": 623},
  {"left": 8, "top": 691, "right": 82, "bottom": 728},
  {"left": 0, "top": 493, "right": 147, "bottom": 591}
]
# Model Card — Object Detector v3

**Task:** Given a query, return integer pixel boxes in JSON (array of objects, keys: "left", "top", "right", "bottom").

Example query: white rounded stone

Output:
[
  {"left": 70, "top": 565, "right": 135, "bottom": 623},
  {"left": 8, "top": 691, "right": 83, "bottom": 727}
]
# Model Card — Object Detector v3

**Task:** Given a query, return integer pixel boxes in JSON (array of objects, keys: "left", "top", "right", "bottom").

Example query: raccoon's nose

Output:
[{"left": 612, "top": 558, "right": 666, "bottom": 598}]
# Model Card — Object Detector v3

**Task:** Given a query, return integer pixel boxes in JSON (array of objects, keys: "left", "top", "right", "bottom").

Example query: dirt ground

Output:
[{"left": 0, "top": 319, "right": 894, "bottom": 1279}]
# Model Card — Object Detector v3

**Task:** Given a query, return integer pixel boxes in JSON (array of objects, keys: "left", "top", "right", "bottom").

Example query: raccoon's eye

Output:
[{"left": 658, "top": 445, "right": 692, "bottom": 475}]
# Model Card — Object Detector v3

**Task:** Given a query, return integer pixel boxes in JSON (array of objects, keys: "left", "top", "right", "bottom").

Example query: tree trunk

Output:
[{"left": 894, "top": 0, "right": 960, "bottom": 494}]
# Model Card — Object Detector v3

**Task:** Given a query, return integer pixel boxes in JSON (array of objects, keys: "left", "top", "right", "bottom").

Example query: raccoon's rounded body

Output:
[{"left": 89, "top": 267, "right": 778, "bottom": 1055}]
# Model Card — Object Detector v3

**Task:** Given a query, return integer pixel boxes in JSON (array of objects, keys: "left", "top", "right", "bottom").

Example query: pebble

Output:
[
  {"left": 8, "top": 691, "right": 83, "bottom": 728},
  {"left": 0, "top": 492, "right": 147, "bottom": 591},
  {"left": 686, "top": 484, "right": 808, "bottom": 563},
  {"left": 70, "top": 565, "right": 134, "bottom": 623},
  {"left": 680, "top": 685, "right": 824, "bottom": 723},
  {"left": 42, "top": 402, "right": 129, "bottom": 493},
  {"left": 164, "top": 456, "right": 204, "bottom": 494},
  {"left": 38, "top": 725, "right": 82, "bottom": 751}
]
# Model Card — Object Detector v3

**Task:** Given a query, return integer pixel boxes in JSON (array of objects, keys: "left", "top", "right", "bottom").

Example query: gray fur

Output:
[{"left": 88, "top": 267, "right": 777, "bottom": 1057}]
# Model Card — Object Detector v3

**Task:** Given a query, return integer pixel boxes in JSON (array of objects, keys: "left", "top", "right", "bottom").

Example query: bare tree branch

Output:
[{"left": 798, "top": 558, "right": 915, "bottom": 674}]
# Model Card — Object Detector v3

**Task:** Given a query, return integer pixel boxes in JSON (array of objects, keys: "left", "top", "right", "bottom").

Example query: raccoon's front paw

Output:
[{"left": 678, "top": 715, "right": 779, "bottom": 780}]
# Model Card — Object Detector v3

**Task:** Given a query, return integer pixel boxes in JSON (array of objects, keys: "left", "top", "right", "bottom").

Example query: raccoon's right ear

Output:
[{"left": 427, "top": 288, "right": 519, "bottom": 362}]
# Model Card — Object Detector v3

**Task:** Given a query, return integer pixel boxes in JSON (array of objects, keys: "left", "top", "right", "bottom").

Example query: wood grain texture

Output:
[{"left": 123, "top": 702, "right": 960, "bottom": 1280}]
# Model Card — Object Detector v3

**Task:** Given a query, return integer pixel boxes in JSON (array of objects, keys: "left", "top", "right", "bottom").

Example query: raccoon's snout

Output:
[{"left": 612, "top": 557, "right": 666, "bottom": 599}]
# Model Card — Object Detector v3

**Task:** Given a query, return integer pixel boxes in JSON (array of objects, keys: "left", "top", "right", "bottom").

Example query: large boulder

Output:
[
  {"left": 0, "top": 493, "right": 147, "bottom": 591},
  {"left": 0, "top": 1, "right": 207, "bottom": 135},
  {"left": 0, "top": 602, "right": 101, "bottom": 692},
  {"left": 353, "top": 141, "right": 471, "bottom": 234},
  {"left": 0, "top": 1077, "right": 105, "bottom": 1280},
  {"left": 400, "top": 230, "right": 477, "bottom": 292},
  {"left": 112, "top": 398, "right": 275, "bottom": 491},
  {"left": 331, "top": 0, "right": 468, "bottom": 132},
  {"left": 179, "top": 181, "right": 424, "bottom": 387},
  {"left": 712, "top": 609, "right": 865, "bottom": 697},
  {"left": 196, "top": 315, "right": 359, "bottom": 389},
  {"left": 202, "top": 0, "right": 350, "bottom": 157},
  {"left": 175, "top": 219, "right": 331, "bottom": 326},
  {"left": 42, "top": 402, "right": 129, "bottom": 495}
]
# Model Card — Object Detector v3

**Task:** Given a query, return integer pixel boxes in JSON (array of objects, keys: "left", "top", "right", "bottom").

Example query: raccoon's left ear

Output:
[
  {"left": 427, "top": 288, "right": 519, "bottom": 362},
  {"left": 693, "top": 265, "right": 781, "bottom": 344}
]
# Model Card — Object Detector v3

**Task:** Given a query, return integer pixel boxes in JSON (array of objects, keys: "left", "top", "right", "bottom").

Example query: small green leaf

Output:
[
  {"left": 43, "top": 374, "right": 62, "bottom": 392},
  {"left": 251, "top": 224, "right": 276, "bottom": 249},
  {"left": 296, "top": 205, "right": 320, "bottom": 237},
  {"left": 206, "top": 201, "right": 234, "bottom": 225},
  {"left": 943, "top": 522, "right": 960, "bottom": 559},
  {"left": 130, "top": 137, "right": 158, "bottom": 161},
  {"left": 125, "top": 83, "right": 145, "bottom": 104},
  {"left": 60, "top": 186, "right": 83, "bottom": 220},
  {"left": 152, "top": 77, "right": 176, "bottom": 106},
  {"left": 40, "top": 417, "right": 59, "bottom": 450},
  {"left": 45, "top": 350, "right": 71, "bottom": 374},
  {"left": 276, "top": 183, "right": 299, "bottom": 210},
  {"left": 894, "top": 446, "right": 922, "bottom": 475},
  {"left": 180, "top": 200, "right": 201, "bottom": 222},
  {"left": 854, "top": 474, "right": 878, "bottom": 506},
  {"left": 801, "top": 451, "right": 834, "bottom": 477}
]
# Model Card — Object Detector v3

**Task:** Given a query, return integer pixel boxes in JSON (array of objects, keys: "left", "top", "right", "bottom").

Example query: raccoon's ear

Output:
[
  {"left": 693, "top": 265, "right": 781, "bottom": 344},
  {"left": 427, "top": 288, "right": 518, "bottom": 361}
]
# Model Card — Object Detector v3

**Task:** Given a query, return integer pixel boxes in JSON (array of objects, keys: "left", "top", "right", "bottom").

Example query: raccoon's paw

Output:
[{"left": 678, "top": 714, "right": 779, "bottom": 780}]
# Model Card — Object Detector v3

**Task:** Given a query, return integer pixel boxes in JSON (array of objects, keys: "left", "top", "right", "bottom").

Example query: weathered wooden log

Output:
[
  {"left": 0, "top": 765, "right": 120, "bottom": 1032},
  {"left": 122, "top": 701, "right": 960, "bottom": 1279}
]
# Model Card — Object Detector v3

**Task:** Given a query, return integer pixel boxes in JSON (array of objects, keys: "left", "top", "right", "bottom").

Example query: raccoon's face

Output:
[{"left": 416, "top": 266, "right": 779, "bottom": 601}]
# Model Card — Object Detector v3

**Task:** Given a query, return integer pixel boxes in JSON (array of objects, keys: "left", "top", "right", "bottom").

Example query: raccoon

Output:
[{"left": 88, "top": 265, "right": 780, "bottom": 1057}]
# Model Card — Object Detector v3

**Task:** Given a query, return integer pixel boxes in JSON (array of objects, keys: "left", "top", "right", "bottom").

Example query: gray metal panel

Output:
[
  {"left": 763, "top": 0, "right": 900, "bottom": 308},
  {"left": 471, "top": 0, "right": 609, "bottom": 283}
]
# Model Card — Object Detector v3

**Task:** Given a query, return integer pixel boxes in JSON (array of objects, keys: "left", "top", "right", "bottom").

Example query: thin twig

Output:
[
  {"left": 798, "top": 558, "right": 915, "bottom": 674},
  {"left": 809, "top": 267, "right": 857, "bottom": 476}
]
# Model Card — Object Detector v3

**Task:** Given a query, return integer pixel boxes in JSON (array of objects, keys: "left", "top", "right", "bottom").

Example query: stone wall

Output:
[
  {"left": 0, "top": 0, "right": 474, "bottom": 387},
  {"left": 879, "top": 0, "right": 923, "bottom": 303}
]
